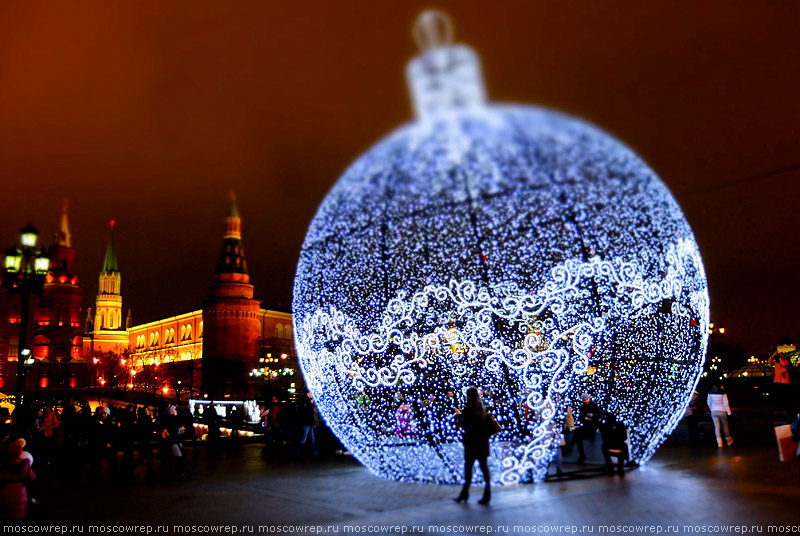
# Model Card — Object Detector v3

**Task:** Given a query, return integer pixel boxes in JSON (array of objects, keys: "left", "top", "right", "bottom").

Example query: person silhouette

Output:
[{"left": 453, "top": 387, "right": 491, "bottom": 505}]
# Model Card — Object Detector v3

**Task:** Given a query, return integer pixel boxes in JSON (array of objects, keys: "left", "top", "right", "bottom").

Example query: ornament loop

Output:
[{"left": 413, "top": 9, "right": 453, "bottom": 52}]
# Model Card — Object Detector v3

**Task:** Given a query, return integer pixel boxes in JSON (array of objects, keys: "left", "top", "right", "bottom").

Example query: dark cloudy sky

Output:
[{"left": 0, "top": 1, "right": 798, "bottom": 353}]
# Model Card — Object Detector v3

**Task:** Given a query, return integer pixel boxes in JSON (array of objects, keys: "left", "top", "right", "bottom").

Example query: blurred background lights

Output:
[{"left": 293, "top": 11, "right": 709, "bottom": 485}]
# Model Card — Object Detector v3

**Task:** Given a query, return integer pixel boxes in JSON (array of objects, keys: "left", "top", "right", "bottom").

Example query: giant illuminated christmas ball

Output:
[{"left": 293, "top": 12, "right": 709, "bottom": 484}]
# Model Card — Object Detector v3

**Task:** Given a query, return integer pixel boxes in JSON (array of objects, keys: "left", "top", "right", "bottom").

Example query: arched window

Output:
[
  {"left": 8, "top": 337, "right": 18, "bottom": 358},
  {"left": 33, "top": 335, "right": 49, "bottom": 358},
  {"left": 275, "top": 324, "right": 284, "bottom": 339},
  {"left": 284, "top": 325, "right": 292, "bottom": 339},
  {"left": 186, "top": 324, "right": 192, "bottom": 341},
  {"left": 180, "top": 325, "right": 186, "bottom": 341}
]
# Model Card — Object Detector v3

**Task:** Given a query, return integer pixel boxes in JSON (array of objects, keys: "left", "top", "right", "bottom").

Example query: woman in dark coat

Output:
[{"left": 454, "top": 387, "right": 491, "bottom": 505}]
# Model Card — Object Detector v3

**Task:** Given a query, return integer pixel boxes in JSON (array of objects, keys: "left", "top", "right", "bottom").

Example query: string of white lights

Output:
[{"left": 293, "top": 12, "right": 708, "bottom": 485}]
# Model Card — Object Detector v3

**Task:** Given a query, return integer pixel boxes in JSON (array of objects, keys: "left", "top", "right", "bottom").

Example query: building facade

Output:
[
  {"left": 2, "top": 199, "right": 296, "bottom": 403},
  {"left": 84, "top": 199, "right": 298, "bottom": 401},
  {"left": 0, "top": 204, "right": 88, "bottom": 396}
]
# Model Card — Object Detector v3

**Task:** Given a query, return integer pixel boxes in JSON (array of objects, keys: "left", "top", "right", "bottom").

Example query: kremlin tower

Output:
[
  {"left": 86, "top": 221, "right": 128, "bottom": 354},
  {"left": 202, "top": 196, "right": 261, "bottom": 399}
]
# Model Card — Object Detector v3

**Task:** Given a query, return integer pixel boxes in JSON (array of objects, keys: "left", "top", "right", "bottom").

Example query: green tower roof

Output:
[
  {"left": 228, "top": 197, "right": 240, "bottom": 219},
  {"left": 102, "top": 221, "right": 119, "bottom": 273}
]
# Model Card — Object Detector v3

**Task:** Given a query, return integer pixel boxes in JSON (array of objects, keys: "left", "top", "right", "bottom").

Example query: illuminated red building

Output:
[{"left": 0, "top": 204, "right": 87, "bottom": 395}]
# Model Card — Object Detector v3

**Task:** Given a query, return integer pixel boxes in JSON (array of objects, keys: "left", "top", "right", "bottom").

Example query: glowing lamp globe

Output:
[{"left": 293, "top": 12, "right": 709, "bottom": 484}]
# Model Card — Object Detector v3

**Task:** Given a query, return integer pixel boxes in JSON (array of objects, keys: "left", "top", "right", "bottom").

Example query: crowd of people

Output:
[
  {"left": 0, "top": 401, "right": 182, "bottom": 520},
  {"left": 3, "top": 400, "right": 201, "bottom": 487},
  {"left": 0, "top": 392, "right": 343, "bottom": 521},
  {"left": 1, "top": 375, "right": 793, "bottom": 519},
  {"left": 452, "top": 390, "right": 633, "bottom": 506}
]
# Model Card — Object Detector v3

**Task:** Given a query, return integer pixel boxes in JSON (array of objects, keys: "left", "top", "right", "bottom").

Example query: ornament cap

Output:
[
  {"left": 406, "top": 11, "right": 486, "bottom": 121},
  {"left": 413, "top": 10, "right": 453, "bottom": 52}
]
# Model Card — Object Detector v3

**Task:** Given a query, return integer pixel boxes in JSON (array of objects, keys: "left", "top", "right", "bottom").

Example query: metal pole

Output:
[{"left": 14, "top": 282, "right": 31, "bottom": 407}]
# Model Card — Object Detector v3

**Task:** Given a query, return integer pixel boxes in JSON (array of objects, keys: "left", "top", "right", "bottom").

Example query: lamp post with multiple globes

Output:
[
  {"left": 2, "top": 223, "right": 50, "bottom": 406},
  {"left": 702, "top": 322, "right": 727, "bottom": 385}
]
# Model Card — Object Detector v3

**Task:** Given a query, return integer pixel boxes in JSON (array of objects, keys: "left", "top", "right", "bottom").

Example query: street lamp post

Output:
[
  {"left": 702, "top": 322, "right": 727, "bottom": 386},
  {"left": 2, "top": 223, "right": 50, "bottom": 407}
]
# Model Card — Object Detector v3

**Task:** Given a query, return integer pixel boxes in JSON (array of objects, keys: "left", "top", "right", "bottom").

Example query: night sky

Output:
[{"left": 0, "top": 1, "right": 798, "bottom": 354}]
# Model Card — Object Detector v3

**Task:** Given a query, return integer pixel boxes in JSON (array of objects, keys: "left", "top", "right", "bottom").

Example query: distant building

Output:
[
  {"left": 2, "top": 198, "right": 296, "bottom": 402},
  {"left": 0, "top": 203, "right": 88, "bottom": 395},
  {"left": 83, "top": 221, "right": 129, "bottom": 356},
  {"left": 83, "top": 198, "right": 298, "bottom": 401}
]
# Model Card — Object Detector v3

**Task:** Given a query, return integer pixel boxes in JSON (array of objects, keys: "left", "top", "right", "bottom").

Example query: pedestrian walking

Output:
[
  {"left": 769, "top": 352, "right": 793, "bottom": 411},
  {"left": 707, "top": 385, "right": 733, "bottom": 447},
  {"left": 295, "top": 395, "right": 320, "bottom": 459},
  {"left": 549, "top": 407, "right": 574, "bottom": 476},
  {"left": 600, "top": 413, "right": 629, "bottom": 475},
  {"left": 683, "top": 390, "right": 701, "bottom": 446},
  {"left": 159, "top": 406, "right": 187, "bottom": 480},
  {"left": 453, "top": 387, "right": 491, "bottom": 505},
  {"left": 565, "top": 393, "right": 603, "bottom": 464},
  {"left": 132, "top": 407, "right": 155, "bottom": 481}
]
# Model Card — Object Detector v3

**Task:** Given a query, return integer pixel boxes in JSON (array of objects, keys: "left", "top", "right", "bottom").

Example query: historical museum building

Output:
[{"left": 0, "top": 204, "right": 88, "bottom": 395}]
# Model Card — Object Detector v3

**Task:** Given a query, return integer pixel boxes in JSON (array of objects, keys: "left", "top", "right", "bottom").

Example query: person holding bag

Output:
[{"left": 453, "top": 387, "right": 492, "bottom": 505}]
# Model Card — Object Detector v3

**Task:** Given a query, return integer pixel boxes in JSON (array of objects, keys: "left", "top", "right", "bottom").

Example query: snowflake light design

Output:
[{"left": 293, "top": 11, "right": 709, "bottom": 484}]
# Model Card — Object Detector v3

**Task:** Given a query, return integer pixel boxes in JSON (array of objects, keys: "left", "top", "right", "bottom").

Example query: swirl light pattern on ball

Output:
[{"left": 293, "top": 13, "right": 708, "bottom": 485}]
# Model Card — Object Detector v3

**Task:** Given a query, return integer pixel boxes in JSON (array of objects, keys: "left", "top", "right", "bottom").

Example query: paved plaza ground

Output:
[{"left": 22, "top": 437, "right": 800, "bottom": 534}]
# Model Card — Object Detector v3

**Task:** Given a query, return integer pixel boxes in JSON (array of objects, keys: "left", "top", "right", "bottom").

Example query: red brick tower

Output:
[{"left": 202, "top": 196, "right": 261, "bottom": 399}]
